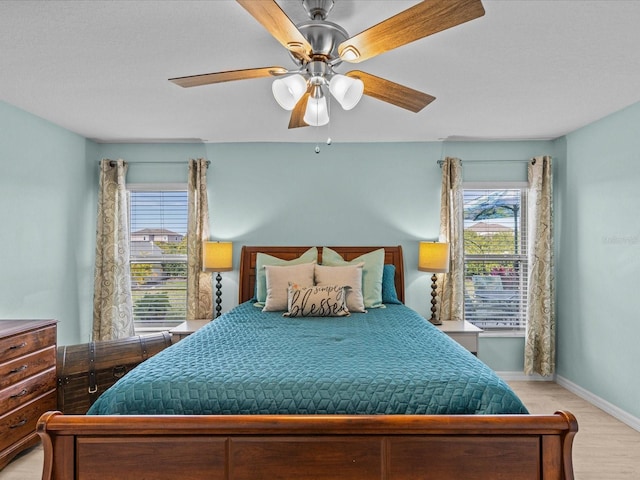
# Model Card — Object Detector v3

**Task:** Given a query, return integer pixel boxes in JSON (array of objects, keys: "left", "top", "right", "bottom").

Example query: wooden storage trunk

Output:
[{"left": 56, "top": 331, "right": 172, "bottom": 414}]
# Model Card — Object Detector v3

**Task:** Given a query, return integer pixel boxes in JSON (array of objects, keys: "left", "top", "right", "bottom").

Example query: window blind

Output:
[
  {"left": 129, "top": 189, "right": 188, "bottom": 332},
  {"left": 463, "top": 188, "right": 528, "bottom": 330}
]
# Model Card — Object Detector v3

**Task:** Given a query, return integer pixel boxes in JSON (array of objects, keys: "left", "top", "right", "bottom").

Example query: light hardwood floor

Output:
[
  {"left": 510, "top": 381, "right": 640, "bottom": 480},
  {"left": 1, "top": 381, "right": 639, "bottom": 479}
]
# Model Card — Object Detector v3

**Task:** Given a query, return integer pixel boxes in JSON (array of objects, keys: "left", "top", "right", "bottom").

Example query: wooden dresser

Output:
[{"left": 0, "top": 319, "right": 57, "bottom": 470}]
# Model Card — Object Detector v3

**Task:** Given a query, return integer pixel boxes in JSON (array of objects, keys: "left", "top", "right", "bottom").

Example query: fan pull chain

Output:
[
  {"left": 315, "top": 90, "right": 332, "bottom": 154},
  {"left": 326, "top": 92, "right": 332, "bottom": 147}
]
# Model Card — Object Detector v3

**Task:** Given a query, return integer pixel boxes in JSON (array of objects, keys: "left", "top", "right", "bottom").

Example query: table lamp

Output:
[
  {"left": 203, "top": 241, "right": 233, "bottom": 318},
  {"left": 418, "top": 241, "right": 450, "bottom": 325}
]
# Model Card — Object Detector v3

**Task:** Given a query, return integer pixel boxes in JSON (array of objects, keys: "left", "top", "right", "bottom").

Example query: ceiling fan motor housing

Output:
[{"left": 290, "top": 20, "right": 348, "bottom": 67}]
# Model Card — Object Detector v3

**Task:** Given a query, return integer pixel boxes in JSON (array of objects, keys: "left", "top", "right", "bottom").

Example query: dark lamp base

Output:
[{"left": 429, "top": 273, "right": 442, "bottom": 325}]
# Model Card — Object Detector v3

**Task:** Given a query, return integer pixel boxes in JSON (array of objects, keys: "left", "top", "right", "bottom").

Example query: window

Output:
[
  {"left": 128, "top": 185, "right": 188, "bottom": 334},
  {"left": 463, "top": 184, "right": 528, "bottom": 330}
]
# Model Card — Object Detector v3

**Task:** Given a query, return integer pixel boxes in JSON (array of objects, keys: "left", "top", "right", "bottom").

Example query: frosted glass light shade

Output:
[
  {"left": 329, "top": 74, "right": 364, "bottom": 110},
  {"left": 203, "top": 241, "right": 233, "bottom": 272},
  {"left": 303, "top": 95, "right": 329, "bottom": 126},
  {"left": 418, "top": 242, "right": 450, "bottom": 273},
  {"left": 272, "top": 74, "right": 307, "bottom": 110}
]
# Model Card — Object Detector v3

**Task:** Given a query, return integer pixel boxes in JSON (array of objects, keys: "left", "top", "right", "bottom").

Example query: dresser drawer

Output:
[
  {"left": 0, "top": 325, "right": 56, "bottom": 363},
  {"left": 1, "top": 366, "right": 56, "bottom": 416},
  {"left": 0, "top": 319, "right": 57, "bottom": 470},
  {"left": 0, "top": 346, "right": 56, "bottom": 390},
  {"left": 0, "top": 390, "right": 57, "bottom": 453}
]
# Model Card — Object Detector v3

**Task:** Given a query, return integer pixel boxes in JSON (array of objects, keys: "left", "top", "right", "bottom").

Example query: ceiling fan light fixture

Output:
[
  {"left": 272, "top": 74, "right": 308, "bottom": 110},
  {"left": 329, "top": 74, "right": 364, "bottom": 110},
  {"left": 303, "top": 87, "right": 329, "bottom": 126}
]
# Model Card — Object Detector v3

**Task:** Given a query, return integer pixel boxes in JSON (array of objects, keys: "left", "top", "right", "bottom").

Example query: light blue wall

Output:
[
  {"left": 0, "top": 109, "right": 556, "bottom": 360},
  {"left": 556, "top": 101, "right": 640, "bottom": 419},
  {"left": 97, "top": 140, "right": 555, "bottom": 371},
  {"left": 96, "top": 141, "right": 555, "bottom": 312},
  {"left": 97, "top": 141, "right": 444, "bottom": 316},
  {"left": 0, "top": 101, "right": 97, "bottom": 345},
  {"left": 4, "top": 96, "right": 638, "bottom": 420}
]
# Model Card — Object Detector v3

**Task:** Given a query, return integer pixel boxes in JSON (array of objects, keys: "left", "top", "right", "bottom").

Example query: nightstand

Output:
[
  {"left": 170, "top": 319, "right": 210, "bottom": 342},
  {"left": 436, "top": 321, "right": 482, "bottom": 355}
]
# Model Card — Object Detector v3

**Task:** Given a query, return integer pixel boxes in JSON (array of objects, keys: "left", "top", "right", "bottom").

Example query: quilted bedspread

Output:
[{"left": 88, "top": 302, "right": 528, "bottom": 415}]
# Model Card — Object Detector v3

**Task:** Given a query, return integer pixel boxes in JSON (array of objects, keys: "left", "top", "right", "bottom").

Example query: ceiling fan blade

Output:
[
  {"left": 346, "top": 71, "right": 435, "bottom": 113},
  {"left": 169, "top": 66, "right": 288, "bottom": 88},
  {"left": 288, "top": 91, "right": 310, "bottom": 129},
  {"left": 339, "top": 0, "right": 485, "bottom": 63},
  {"left": 237, "top": 0, "right": 312, "bottom": 63}
]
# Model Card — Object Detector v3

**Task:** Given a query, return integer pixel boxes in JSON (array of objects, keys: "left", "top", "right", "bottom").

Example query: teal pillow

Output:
[
  {"left": 255, "top": 247, "right": 318, "bottom": 306},
  {"left": 382, "top": 264, "right": 402, "bottom": 304},
  {"left": 321, "top": 247, "right": 384, "bottom": 308}
]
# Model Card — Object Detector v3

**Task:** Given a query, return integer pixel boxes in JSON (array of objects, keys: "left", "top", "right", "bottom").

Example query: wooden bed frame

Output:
[{"left": 37, "top": 245, "right": 577, "bottom": 480}]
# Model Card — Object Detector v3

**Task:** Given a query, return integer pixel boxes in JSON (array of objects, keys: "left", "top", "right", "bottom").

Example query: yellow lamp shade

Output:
[
  {"left": 418, "top": 242, "right": 450, "bottom": 273},
  {"left": 203, "top": 242, "right": 233, "bottom": 272}
]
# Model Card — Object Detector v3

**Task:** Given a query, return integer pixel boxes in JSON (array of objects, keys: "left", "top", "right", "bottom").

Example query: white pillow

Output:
[
  {"left": 284, "top": 284, "right": 350, "bottom": 317},
  {"left": 262, "top": 262, "right": 316, "bottom": 312},
  {"left": 254, "top": 247, "right": 318, "bottom": 305},
  {"left": 314, "top": 263, "right": 366, "bottom": 313}
]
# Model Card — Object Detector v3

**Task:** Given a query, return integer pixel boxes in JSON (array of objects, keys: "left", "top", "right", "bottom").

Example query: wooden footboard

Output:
[{"left": 37, "top": 410, "right": 577, "bottom": 480}]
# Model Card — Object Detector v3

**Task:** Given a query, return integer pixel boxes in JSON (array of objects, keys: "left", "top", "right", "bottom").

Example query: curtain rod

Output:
[
  {"left": 103, "top": 160, "right": 210, "bottom": 167},
  {"left": 437, "top": 158, "right": 534, "bottom": 167}
]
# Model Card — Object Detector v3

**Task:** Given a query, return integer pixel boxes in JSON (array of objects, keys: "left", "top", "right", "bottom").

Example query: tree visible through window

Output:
[
  {"left": 463, "top": 186, "right": 528, "bottom": 330},
  {"left": 128, "top": 187, "right": 188, "bottom": 333}
]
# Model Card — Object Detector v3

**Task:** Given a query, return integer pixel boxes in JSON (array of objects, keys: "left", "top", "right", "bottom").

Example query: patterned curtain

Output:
[
  {"left": 186, "top": 158, "right": 213, "bottom": 320},
  {"left": 438, "top": 157, "right": 465, "bottom": 321},
  {"left": 92, "top": 159, "right": 135, "bottom": 341},
  {"left": 525, "top": 155, "right": 555, "bottom": 376}
]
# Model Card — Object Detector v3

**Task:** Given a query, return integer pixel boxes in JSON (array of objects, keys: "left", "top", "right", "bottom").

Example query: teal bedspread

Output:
[{"left": 88, "top": 302, "right": 528, "bottom": 415}]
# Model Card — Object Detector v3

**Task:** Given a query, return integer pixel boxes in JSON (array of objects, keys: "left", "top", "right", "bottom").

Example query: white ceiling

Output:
[{"left": 1, "top": 0, "right": 639, "bottom": 144}]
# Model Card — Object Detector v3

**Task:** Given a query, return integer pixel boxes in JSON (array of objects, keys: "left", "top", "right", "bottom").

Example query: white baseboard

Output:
[
  {"left": 497, "top": 371, "right": 640, "bottom": 432},
  {"left": 556, "top": 375, "right": 640, "bottom": 433}
]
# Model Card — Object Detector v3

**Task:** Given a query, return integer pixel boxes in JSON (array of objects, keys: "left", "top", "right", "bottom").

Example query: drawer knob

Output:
[
  {"left": 10, "top": 388, "right": 28, "bottom": 399},
  {"left": 10, "top": 418, "right": 28, "bottom": 429},
  {"left": 8, "top": 341, "right": 27, "bottom": 351},
  {"left": 9, "top": 364, "right": 28, "bottom": 375}
]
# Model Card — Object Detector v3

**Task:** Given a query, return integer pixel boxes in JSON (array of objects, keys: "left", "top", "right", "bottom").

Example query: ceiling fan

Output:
[{"left": 169, "top": 0, "right": 485, "bottom": 129}]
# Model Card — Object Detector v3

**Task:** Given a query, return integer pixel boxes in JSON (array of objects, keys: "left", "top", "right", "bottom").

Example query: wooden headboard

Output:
[{"left": 239, "top": 246, "right": 405, "bottom": 304}]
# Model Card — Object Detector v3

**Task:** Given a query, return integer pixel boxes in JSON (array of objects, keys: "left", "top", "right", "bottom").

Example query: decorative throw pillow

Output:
[
  {"left": 314, "top": 263, "right": 366, "bottom": 313},
  {"left": 321, "top": 247, "right": 385, "bottom": 308},
  {"left": 284, "top": 284, "right": 350, "bottom": 317},
  {"left": 382, "top": 264, "right": 403, "bottom": 304},
  {"left": 262, "top": 262, "right": 316, "bottom": 312},
  {"left": 255, "top": 247, "right": 318, "bottom": 306}
]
